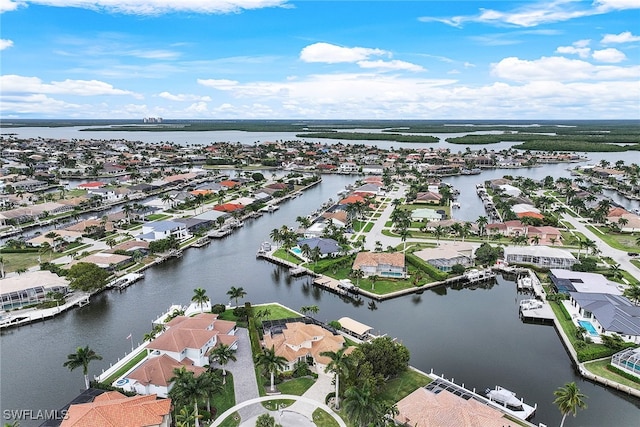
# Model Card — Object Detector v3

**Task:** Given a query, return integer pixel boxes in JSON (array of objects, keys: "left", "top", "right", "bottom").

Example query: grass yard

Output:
[
  {"left": 585, "top": 226, "right": 640, "bottom": 252},
  {"left": 101, "top": 350, "right": 148, "bottom": 385},
  {"left": 252, "top": 303, "right": 300, "bottom": 320},
  {"left": 583, "top": 359, "right": 640, "bottom": 391},
  {"left": 378, "top": 368, "right": 432, "bottom": 403},
  {"left": 277, "top": 377, "right": 316, "bottom": 395},
  {"left": 312, "top": 408, "right": 341, "bottom": 427},
  {"left": 211, "top": 372, "right": 237, "bottom": 421},
  {"left": 273, "top": 248, "right": 302, "bottom": 264},
  {"left": 1, "top": 251, "right": 51, "bottom": 272}
]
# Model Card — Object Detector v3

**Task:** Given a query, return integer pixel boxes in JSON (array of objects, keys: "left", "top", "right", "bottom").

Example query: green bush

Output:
[
  {"left": 608, "top": 364, "right": 640, "bottom": 385},
  {"left": 211, "top": 304, "right": 226, "bottom": 314},
  {"left": 0, "top": 248, "right": 40, "bottom": 253},
  {"left": 405, "top": 253, "right": 448, "bottom": 281}
]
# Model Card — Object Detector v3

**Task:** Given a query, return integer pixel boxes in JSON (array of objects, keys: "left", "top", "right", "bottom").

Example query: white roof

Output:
[
  {"left": 504, "top": 245, "right": 575, "bottom": 259},
  {"left": 0, "top": 270, "right": 69, "bottom": 293},
  {"left": 338, "top": 317, "right": 373, "bottom": 336}
]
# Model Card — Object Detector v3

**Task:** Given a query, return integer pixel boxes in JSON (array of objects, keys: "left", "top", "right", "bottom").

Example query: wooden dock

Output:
[{"left": 256, "top": 250, "right": 317, "bottom": 278}]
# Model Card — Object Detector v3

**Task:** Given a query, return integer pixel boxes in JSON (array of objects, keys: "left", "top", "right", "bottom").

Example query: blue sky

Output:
[{"left": 1, "top": 0, "right": 639, "bottom": 120}]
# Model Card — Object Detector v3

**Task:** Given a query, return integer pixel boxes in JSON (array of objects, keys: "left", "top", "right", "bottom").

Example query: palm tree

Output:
[
  {"left": 169, "top": 367, "right": 208, "bottom": 427},
  {"left": 320, "top": 347, "right": 351, "bottom": 410},
  {"left": 476, "top": 216, "right": 488, "bottom": 238},
  {"left": 255, "top": 346, "right": 288, "bottom": 393},
  {"left": 370, "top": 275, "right": 378, "bottom": 291},
  {"left": 399, "top": 228, "right": 410, "bottom": 252},
  {"left": 191, "top": 288, "right": 209, "bottom": 313},
  {"left": 623, "top": 284, "right": 640, "bottom": 306},
  {"left": 200, "top": 370, "right": 224, "bottom": 414},
  {"left": 63, "top": 346, "right": 103, "bottom": 389},
  {"left": 553, "top": 382, "right": 587, "bottom": 427},
  {"left": 351, "top": 268, "right": 364, "bottom": 287},
  {"left": 209, "top": 344, "right": 237, "bottom": 384},
  {"left": 433, "top": 225, "right": 444, "bottom": 245},
  {"left": 300, "top": 305, "right": 319, "bottom": 317},
  {"left": 226, "top": 286, "right": 247, "bottom": 307},
  {"left": 342, "top": 383, "right": 382, "bottom": 426}
]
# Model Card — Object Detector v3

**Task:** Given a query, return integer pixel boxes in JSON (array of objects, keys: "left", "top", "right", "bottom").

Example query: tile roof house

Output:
[
  {"left": 568, "top": 292, "right": 640, "bottom": 344},
  {"left": 352, "top": 252, "right": 407, "bottom": 278},
  {"left": 146, "top": 313, "right": 237, "bottom": 367},
  {"left": 125, "top": 354, "right": 206, "bottom": 398},
  {"left": 61, "top": 391, "right": 171, "bottom": 427},
  {"left": 262, "top": 322, "right": 355, "bottom": 371},
  {"left": 395, "top": 387, "right": 510, "bottom": 427}
]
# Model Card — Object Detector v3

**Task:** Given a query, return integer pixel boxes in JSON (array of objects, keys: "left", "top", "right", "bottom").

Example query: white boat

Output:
[
  {"left": 519, "top": 299, "right": 543, "bottom": 310},
  {"left": 517, "top": 276, "right": 533, "bottom": 289},
  {"left": 485, "top": 386, "right": 536, "bottom": 420},
  {"left": 451, "top": 202, "right": 461, "bottom": 209}
]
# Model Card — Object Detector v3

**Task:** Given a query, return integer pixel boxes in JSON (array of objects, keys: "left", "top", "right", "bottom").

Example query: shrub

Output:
[
  {"left": 211, "top": 304, "right": 226, "bottom": 314},
  {"left": 608, "top": 364, "right": 640, "bottom": 385},
  {"left": 405, "top": 253, "right": 448, "bottom": 281}
]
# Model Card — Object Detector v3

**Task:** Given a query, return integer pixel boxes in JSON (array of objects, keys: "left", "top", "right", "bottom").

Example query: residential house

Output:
[
  {"left": 549, "top": 269, "right": 623, "bottom": 295},
  {"left": 414, "top": 191, "right": 442, "bottom": 204},
  {"left": 61, "top": 391, "right": 171, "bottom": 427},
  {"left": 262, "top": 322, "right": 354, "bottom": 372},
  {"left": 138, "top": 220, "right": 189, "bottom": 242},
  {"left": 296, "top": 237, "right": 342, "bottom": 257},
  {"left": 568, "top": 292, "right": 640, "bottom": 344},
  {"left": 352, "top": 252, "right": 407, "bottom": 278},
  {"left": 503, "top": 246, "right": 577, "bottom": 269},
  {"left": 126, "top": 354, "right": 206, "bottom": 398},
  {"left": 414, "top": 242, "right": 474, "bottom": 272}
]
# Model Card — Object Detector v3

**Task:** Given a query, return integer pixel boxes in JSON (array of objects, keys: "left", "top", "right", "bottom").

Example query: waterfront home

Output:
[
  {"left": 362, "top": 164, "right": 384, "bottom": 175},
  {"left": 74, "top": 253, "right": 133, "bottom": 270},
  {"left": 296, "top": 237, "right": 342, "bottom": 257},
  {"left": 526, "top": 225, "right": 563, "bottom": 245},
  {"left": 549, "top": 269, "right": 623, "bottom": 295},
  {"left": 414, "top": 242, "right": 474, "bottom": 272},
  {"left": 486, "top": 220, "right": 528, "bottom": 237},
  {"left": 352, "top": 252, "right": 407, "bottom": 278},
  {"left": 61, "top": 391, "right": 171, "bottom": 427},
  {"left": 262, "top": 321, "right": 354, "bottom": 372},
  {"left": 0, "top": 270, "right": 69, "bottom": 310},
  {"left": 146, "top": 313, "right": 237, "bottom": 367},
  {"left": 108, "top": 239, "right": 150, "bottom": 256},
  {"left": 567, "top": 292, "right": 640, "bottom": 344},
  {"left": 125, "top": 354, "right": 207, "bottom": 398},
  {"left": 138, "top": 220, "right": 189, "bottom": 242},
  {"left": 395, "top": 385, "right": 510, "bottom": 427},
  {"left": 410, "top": 208, "right": 443, "bottom": 222},
  {"left": 413, "top": 191, "right": 442, "bottom": 204},
  {"left": 503, "top": 246, "right": 576, "bottom": 269}
]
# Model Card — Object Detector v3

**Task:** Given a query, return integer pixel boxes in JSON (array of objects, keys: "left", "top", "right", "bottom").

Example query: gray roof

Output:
[
  {"left": 570, "top": 292, "right": 640, "bottom": 336},
  {"left": 297, "top": 237, "right": 341, "bottom": 255}
]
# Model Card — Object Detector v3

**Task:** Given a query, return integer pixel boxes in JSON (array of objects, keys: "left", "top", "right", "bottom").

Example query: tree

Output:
[
  {"left": 300, "top": 305, "right": 319, "bottom": 317},
  {"left": 320, "top": 347, "right": 351, "bottom": 410},
  {"left": 474, "top": 243, "right": 503, "bottom": 266},
  {"left": 553, "top": 382, "right": 587, "bottom": 427},
  {"left": 191, "top": 287, "right": 209, "bottom": 313},
  {"left": 255, "top": 346, "right": 288, "bottom": 393},
  {"left": 63, "top": 346, "right": 103, "bottom": 389},
  {"left": 226, "top": 286, "right": 247, "bottom": 306},
  {"left": 105, "top": 237, "right": 117, "bottom": 249},
  {"left": 342, "top": 382, "right": 388, "bottom": 427},
  {"left": 255, "top": 413, "right": 280, "bottom": 427},
  {"left": 0, "top": 256, "right": 4, "bottom": 278},
  {"left": 67, "top": 262, "right": 110, "bottom": 292},
  {"left": 209, "top": 344, "right": 237, "bottom": 384},
  {"left": 623, "top": 284, "right": 640, "bottom": 306},
  {"left": 359, "top": 336, "right": 409, "bottom": 379},
  {"left": 351, "top": 268, "right": 364, "bottom": 287},
  {"left": 169, "top": 367, "right": 209, "bottom": 427}
]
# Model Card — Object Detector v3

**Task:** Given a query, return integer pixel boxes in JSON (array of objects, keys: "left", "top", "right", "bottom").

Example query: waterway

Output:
[{"left": 1, "top": 129, "right": 639, "bottom": 426}]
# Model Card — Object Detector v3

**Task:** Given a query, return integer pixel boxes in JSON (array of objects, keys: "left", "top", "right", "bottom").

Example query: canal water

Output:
[{"left": 1, "top": 129, "right": 639, "bottom": 426}]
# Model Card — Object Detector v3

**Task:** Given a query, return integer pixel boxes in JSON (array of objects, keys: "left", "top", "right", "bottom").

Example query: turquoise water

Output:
[
  {"left": 291, "top": 247, "right": 302, "bottom": 255},
  {"left": 578, "top": 320, "right": 599, "bottom": 337}
]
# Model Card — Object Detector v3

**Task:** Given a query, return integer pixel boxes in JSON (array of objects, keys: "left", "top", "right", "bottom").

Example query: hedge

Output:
[
  {"left": 607, "top": 364, "right": 640, "bottom": 385},
  {"left": 405, "top": 253, "right": 448, "bottom": 281},
  {"left": 0, "top": 248, "right": 40, "bottom": 253}
]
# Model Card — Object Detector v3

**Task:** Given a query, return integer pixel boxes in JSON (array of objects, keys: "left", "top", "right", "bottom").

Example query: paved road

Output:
[{"left": 560, "top": 213, "right": 640, "bottom": 279}]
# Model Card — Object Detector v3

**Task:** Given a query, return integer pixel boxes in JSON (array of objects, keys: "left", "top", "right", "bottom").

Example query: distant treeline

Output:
[
  {"left": 512, "top": 141, "right": 640, "bottom": 152},
  {"left": 295, "top": 132, "right": 439, "bottom": 143}
]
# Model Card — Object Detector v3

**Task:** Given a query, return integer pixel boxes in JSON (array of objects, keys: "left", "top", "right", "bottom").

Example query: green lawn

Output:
[
  {"left": 583, "top": 359, "right": 640, "bottom": 391},
  {"left": 252, "top": 303, "right": 300, "bottom": 320},
  {"left": 273, "top": 248, "right": 302, "bottom": 264},
  {"left": 378, "top": 368, "right": 432, "bottom": 403},
  {"left": 277, "top": 377, "right": 316, "bottom": 395},
  {"left": 145, "top": 213, "right": 171, "bottom": 221},
  {"left": 585, "top": 226, "right": 640, "bottom": 252},
  {"left": 0, "top": 252, "right": 43, "bottom": 272},
  {"left": 102, "top": 350, "right": 148, "bottom": 385},
  {"left": 211, "top": 372, "right": 237, "bottom": 421},
  {"left": 312, "top": 408, "right": 340, "bottom": 427}
]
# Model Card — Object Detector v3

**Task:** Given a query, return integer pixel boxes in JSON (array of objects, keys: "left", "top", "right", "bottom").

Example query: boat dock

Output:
[
  {"left": 108, "top": 272, "right": 145, "bottom": 291},
  {"left": 191, "top": 237, "right": 211, "bottom": 248},
  {"left": 256, "top": 247, "right": 318, "bottom": 278},
  {"left": 0, "top": 293, "right": 90, "bottom": 330},
  {"left": 207, "top": 227, "right": 233, "bottom": 238}
]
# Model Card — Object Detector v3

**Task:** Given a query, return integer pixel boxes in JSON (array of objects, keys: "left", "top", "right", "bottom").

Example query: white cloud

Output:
[
  {"left": 0, "top": 74, "right": 140, "bottom": 97},
  {"left": 491, "top": 56, "right": 639, "bottom": 82},
  {"left": 0, "top": 0, "right": 290, "bottom": 15},
  {"left": 158, "top": 91, "right": 211, "bottom": 102},
  {"left": 185, "top": 102, "right": 209, "bottom": 113},
  {"left": 197, "top": 79, "right": 239, "bottom": 90},
  {"left": 601, "top": 31, "right": 640, "bottom": 44},
  {"left": 420, "top": 0, "right": 640, "bottom": 28},
  {"left": 556, "top": 39, "right": 592, "bottom": 58},
  {"left": 592, "top": 48, "right": 627, "bottom": 63},
  {"left": 0, "top": 39, "right": 13, "bottom": 50},
  {"left": 300, "top": 42, "right": 387, "bottom": 64},
  {"left": 356, "top": 59, "right": 425, "bottom": 72}
]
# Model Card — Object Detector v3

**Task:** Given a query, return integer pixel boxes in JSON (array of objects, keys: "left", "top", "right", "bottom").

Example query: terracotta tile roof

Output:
[
  {"left": 146, "top": 327, "right": 218, "bottom": 354},
  {"left": 166, "top": 313, "right": 218, "bottom": 329},
  {"left": 263, "top": 322, "right": 352, "bottom": 365},
  {"left": 61, "top": 393, "right": 171, "bottom": 427},
  {"left": 352, "top": 252, "right": 405, "bottom": 270},
  {"left": 126, "top": 354, "right": 206, "bottom": 386},
  {"left": 395, "top": 387, "right": 507, "bottom": 427}
]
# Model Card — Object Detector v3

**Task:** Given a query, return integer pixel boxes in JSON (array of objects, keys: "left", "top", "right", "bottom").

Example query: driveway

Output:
[{"left": 223, "top": 328, "right": 262, "bottom": 421}]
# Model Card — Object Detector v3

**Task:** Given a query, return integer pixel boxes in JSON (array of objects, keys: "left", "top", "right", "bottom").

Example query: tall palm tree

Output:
[
  {"left": 63, "top": 346, "right": 103, "bottom": 389},
  {"left": 623, "top": 283, "right": 640, "bottom": 306},
  {"left": 169, "top": 367, "right": 208, "bottom": 427},
  {"left": 320, "top": 347, "right": 351, "bottom": 410},
  {"left": 209, "top": 344, "right": 237, "bottom": 384},
  {"left": 226, "top": 286, "right": 247, "bottom": 307},
  {"left": 255, "top": 346, "right": 287, "bottom": 393},
  {"left": 191, "top": 288, "right": 209, "bottom": 313},
  {"left": 200, "top": 370, "right": 224, "bottom": 414},
  {"left": 553, "top": 382, "right": 587, "bottom": 427},
  {"left": 300, "top": 305, "right": 319, "bottom": 317},
  {"left": 351, "top": 269, "right": 364, "bottom": 287},
  {"left": 342, "top": 383, "right": 382, "bottom": 426}
]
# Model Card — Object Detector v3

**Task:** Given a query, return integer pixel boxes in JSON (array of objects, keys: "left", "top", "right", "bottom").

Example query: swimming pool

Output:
[
  {"left": 291, "top": 247, "right": 303, "bottom": 255},
  {"left": 578, "top": 320, "right": 599, "bottom": 337}
]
